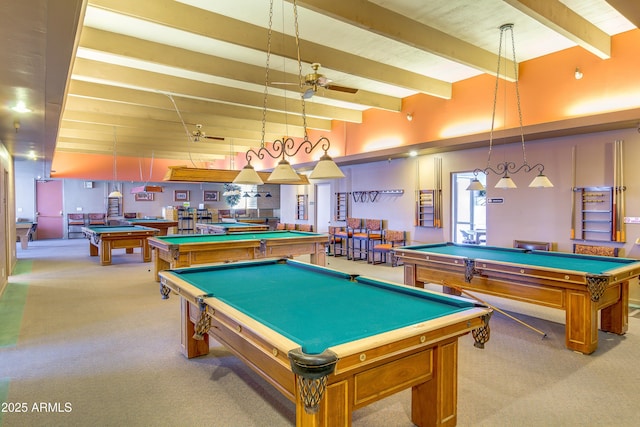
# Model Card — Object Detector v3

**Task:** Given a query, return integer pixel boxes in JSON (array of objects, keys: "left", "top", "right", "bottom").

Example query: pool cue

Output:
[
  {"left": 570, "top": 146, "right": 576, "bottom": 240},
  {"left": 443, "top": 282, "right": 547, "bottom": 338},
  {"left": 612, "top": 141, "right": 618, "bottom": 241},
  {"left": 619, "top": 140, "right": 626, "bottom": 242}
]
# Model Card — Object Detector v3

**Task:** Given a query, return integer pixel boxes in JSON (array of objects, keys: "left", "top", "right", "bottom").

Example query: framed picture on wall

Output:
[
  {"left": 174, "top": 190, "right": 190, "bottom": 202},
  {"left": 203, "top": 190, "right": 219, "bottom": 202},
  {"left": 134, "top": 192, "right": 154, "bottom": 201}
]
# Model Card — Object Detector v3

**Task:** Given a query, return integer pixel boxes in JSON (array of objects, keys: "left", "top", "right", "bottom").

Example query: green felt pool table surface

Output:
[
  {"left": 153, "top": 230, "right": 321, "bottom": 243},
  {"left": 399, "top": 242, "right": 638, "bottom": 274},
  {"left": 207, "top": 222, "right": 263, "bottom": 228},
  {"left": 126, "top": 219, "right": 175, "bottom": 224},
  {"left": 167, "top": 259, "right": 478, "bottom": 354},
  {"left": 83, "top": 225, "right": 159, "bottom": 234}
]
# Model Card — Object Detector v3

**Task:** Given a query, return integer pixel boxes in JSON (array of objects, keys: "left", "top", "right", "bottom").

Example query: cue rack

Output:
[{"left": 570, "top": 140, "right": 626, "bottom": 243}]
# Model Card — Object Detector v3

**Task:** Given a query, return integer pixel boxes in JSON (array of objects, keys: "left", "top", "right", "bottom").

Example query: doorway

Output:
[
  {"left": 36, "top": 180, "right": 63, "bottom": 239},
  {"left": 452, "top": 172, "right": 486, "bottom": 244},
  {"left": 314, "top": 183, "right": 331, "bottom": 234}
]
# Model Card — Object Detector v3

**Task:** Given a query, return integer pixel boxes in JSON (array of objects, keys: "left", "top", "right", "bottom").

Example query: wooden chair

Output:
[
  {"left": 333, "top": 218, "right": 363, "bottom": 258},
  {"left": 88, "top": 213, "right": 106, "bottom": 226},
  {"left": 327, "top": 226, "right": 342, "bottom": 256},
  {"left": 67, "top": 213, "right": 85, "bottom": 238},
  {"left": 275, "top": 223, "right": 286, "bottom": 230},
  {"left": 197, "top": 209, "right": 213, "bottom": 223},
  {"left": 513, "top": 240, "right": 551, "bottom": 251},
  {"left": 285, "top": 223, "right": 296, "bottom": 230},
  {"left": 370, "top": 230, "right": 406, "bottom": 266},
  {"left": 352, "top": 219, "right": 383, "bottom": 261},
  {"left": 573, "top": 244, "right": 619, "bottom": 257},
  {"left": 296, "top": 224, "right": 313, "bottom": 232},
  {"left": 123, "top": 212, "right": 137, "bottom": 219}
]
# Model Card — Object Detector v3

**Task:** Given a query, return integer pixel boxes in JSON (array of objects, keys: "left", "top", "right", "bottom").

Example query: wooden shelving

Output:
[
  {"left": 416, "top": 189, "right": 437, "bottom": 227},
  {"left": 572, "top": 186, "right": 615, "bottom": 242},
  {"left": 334, "top": 192, "right": 348, "bottom": 221},
  {"left": 296, "top": 194, "right": 308, "bottom": 220}
]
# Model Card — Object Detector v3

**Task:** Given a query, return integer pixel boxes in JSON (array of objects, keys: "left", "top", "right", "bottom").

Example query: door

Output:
[
  {"left": 315, "top": 183, "right": 331, "bottom": 233},
  {"left": 36, "top": 180, "right": 63, "bottom": 239},
  {"left": 452, "top": 172, "right": 486, "bottom": 244}
]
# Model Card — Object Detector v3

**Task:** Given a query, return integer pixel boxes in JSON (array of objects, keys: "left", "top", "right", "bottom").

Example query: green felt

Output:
[
  {"left": 169, "top": 260, "right": 475, "bottom": 354},
  {"left": 127, "top": 219, "right": 174, "bottom": 223},
  {"left": 402, "top": 243, "right": 638, "bottom": 275},
  {"left": 84, "top": 225, "right": 156, "bottom": 233},
  {"left": 208, "top": 222, "right": 260, "bottom": 228},
  {"left": 155, "top": 230, "right": 321, "bottom": 244},
  {"left": 0, "top": 261, "right": 31, "bottom": 348}
]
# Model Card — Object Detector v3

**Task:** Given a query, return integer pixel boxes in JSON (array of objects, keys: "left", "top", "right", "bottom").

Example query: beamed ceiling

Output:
[{"left": 1, "top": 0, "right": 638, "bottom": 178}]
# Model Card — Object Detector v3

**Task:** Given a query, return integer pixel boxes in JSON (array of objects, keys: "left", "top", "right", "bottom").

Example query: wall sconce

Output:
[
  {"left": 406, "top": 113, "right": 413, "bottom": 122},
  {"left": 574, "top": 68, "right": 583, "bottom": 80}
]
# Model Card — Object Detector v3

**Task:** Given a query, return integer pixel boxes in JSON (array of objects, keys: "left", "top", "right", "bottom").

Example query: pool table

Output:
[
  {"left": 16, "top": 221, "right": 36, "bottom": 249},
  {"left": 159, "top": 259, "right": 491, "bottom": 427},
  {"left": 148, "top": 230, "right": 328, "bottom": 283},
  {"left": 195, "top": 221, "right": 269, "bottom": 234},
  {"left": 82, "top": 225, "right": 159, "bottom": 265},
  {"left": 394, "top": 242, "right": 640, "bottom": 354},
  {"left": 125, "top": 218, "right": 178, "bottom": 235}
]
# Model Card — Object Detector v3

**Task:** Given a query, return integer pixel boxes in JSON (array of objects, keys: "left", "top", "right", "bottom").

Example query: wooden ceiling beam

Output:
[
  {"left": 69, "top": 54, "right": 362, "bottom": 123},
  {"left": 79, "top": 27, "right": 401, "bottom": 112},
  {"left": 89, "top": 0, "right": 451, "bottom": 98},
  {"left": 504, "top": 0, "right": 611, "bottom": 59},
  {"left": 293, "top": 0, "right": 515, "bottom": 80}
]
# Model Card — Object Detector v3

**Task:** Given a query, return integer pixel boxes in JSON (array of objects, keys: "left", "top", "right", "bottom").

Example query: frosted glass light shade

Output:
[
  {"left": 309, "top": 154, "right": 345, "bottom": 180},
  {"left": 234, "top": 164, "right": 264, "bottom": 185},
  {"left": 529, "top": 174, "right": 554, "bottom": 188},
  {"left": 268, "top": 159, "right": 300, "bottom": 182},
  {"left": 466, "top": 178, "right": 485, "bottom": 191},
  {"left": 495, "top": 176, "right": 517, "bottom": 189}
]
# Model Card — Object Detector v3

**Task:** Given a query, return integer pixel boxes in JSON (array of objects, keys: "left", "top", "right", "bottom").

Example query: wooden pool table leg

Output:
[
  {"left": 411, "top": 339, "right": 458, "bottom": 427},
  {"left": 295, "top": 379, "right": 350, "bottom": 427},
  {"left": 600, "top": 281, "right": 629, "bottom": 335},
  {"left": 100, "top": 241, "right": 112, "bottom": 265},
  {"left": 141, "top": 240, "right": 152, "bottom": 262},
  {"left": 89, "top": 240, "right": 99, "bottom": 257},
  {"left": 181, "top": 299, "right": 210, "bottom": 359},
  {"left": 565, "top": 290, "right": 598, "bottom": 354}
]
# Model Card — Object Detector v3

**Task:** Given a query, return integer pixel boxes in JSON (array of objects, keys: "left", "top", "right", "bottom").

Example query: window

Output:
[{"left": 452, "top": 172, "right": 486, "bottom": 244}]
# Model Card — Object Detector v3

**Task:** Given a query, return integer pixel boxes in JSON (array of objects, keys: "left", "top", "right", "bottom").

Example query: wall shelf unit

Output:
[
  {"left": 572, "top": 186, "right": 615, "bottom": 242},
  {"left": 416, "top": 189, "right": 436, "bottom": 227},
  {"left": 296, "top": 194, "right": 308, "bottom": 220},
  {"left": 334, "top": 192, "right": 349, "bottom": 222}
]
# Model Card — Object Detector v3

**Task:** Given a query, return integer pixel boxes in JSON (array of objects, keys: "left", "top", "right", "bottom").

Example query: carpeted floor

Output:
[{"left": 1, "top": 239, "right": 639, "bottom": 426}]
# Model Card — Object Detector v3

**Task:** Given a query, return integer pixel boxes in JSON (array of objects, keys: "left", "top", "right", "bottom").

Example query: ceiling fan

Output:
[
  {"left": 192, "top": 124, "right": 224, "bottom": 142},
  {"left": 302, "top": 63, "right": 358, "bottom": 99}
]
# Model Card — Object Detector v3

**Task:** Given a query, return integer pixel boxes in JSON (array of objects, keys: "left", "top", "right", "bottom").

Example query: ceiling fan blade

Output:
[
  {"left": 203, "top": 135, "right": 225, "bottom": 141},
  {"left": 326, "top": 84, "right": 358, "bottom": 94}
]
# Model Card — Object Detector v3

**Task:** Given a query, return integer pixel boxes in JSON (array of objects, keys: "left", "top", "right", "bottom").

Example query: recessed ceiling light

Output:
[{"left": 12, "top": 101, "right": 31, "bottom": 113}]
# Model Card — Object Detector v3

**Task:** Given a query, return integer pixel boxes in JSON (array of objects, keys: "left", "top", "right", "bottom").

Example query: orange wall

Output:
[{"left": 51, "top": 30, "right": 640, "bottom": 178}]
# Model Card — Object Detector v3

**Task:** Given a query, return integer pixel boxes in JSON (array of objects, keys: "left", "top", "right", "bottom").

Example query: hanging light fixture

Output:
[
  {"left": 467, "top": 24, "right": 553, "bottom": 191},
  {"left": 233, "top": 0, "right": 345, "bottom": 185},
  {"left": 108, "top": 127, "right": 123, "bottom": 198}
]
